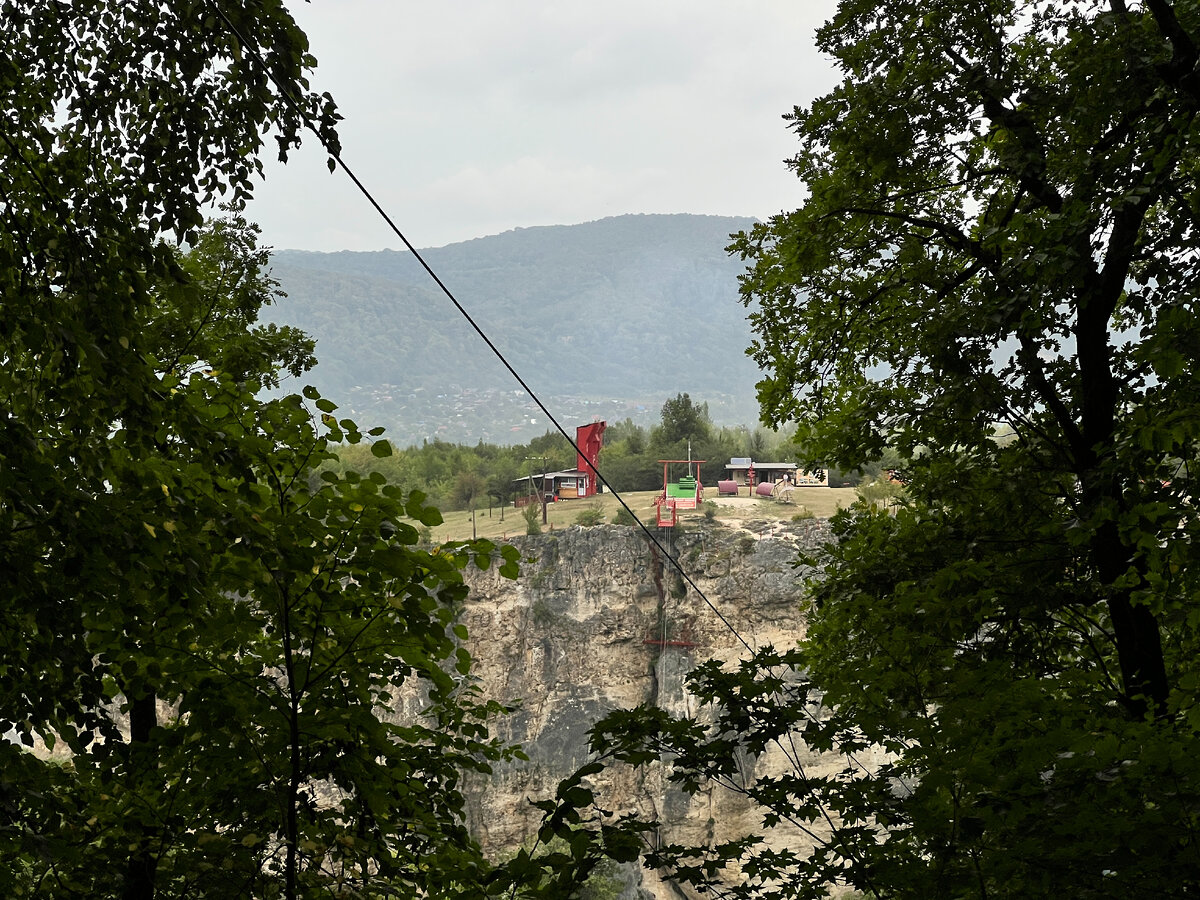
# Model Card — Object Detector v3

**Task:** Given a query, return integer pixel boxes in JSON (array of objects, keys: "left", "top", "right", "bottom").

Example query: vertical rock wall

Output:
[{"left": 459, "top": 518, "right": 866, "bottom": 898}]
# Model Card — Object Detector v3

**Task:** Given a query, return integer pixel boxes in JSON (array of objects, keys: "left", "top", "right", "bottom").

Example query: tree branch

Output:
[
  {"left": 1145, "top": 0, "right": 1200, "bottom": 97},
  {"left": 1016, "top": 333, "right": 1086, "bottom": 462}
]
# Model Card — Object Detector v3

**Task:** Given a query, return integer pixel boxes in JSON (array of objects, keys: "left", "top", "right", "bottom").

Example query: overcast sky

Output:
[{"left": 246, "top": 1, "right": 841, "bottom": 252}]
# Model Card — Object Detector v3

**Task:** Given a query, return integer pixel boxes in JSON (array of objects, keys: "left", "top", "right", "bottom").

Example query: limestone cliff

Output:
[{"left": 458, "top": 517, "right": 869, "bottom": 899}]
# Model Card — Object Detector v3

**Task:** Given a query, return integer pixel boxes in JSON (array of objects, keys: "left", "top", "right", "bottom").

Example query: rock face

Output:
[{"left": 459, "top": 518, "right": 864, "bottom": 899}]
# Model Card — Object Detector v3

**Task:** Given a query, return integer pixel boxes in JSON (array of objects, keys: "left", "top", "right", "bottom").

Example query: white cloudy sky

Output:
[{"left": 247, "top": 1, "right": 841, "bottom": 252}]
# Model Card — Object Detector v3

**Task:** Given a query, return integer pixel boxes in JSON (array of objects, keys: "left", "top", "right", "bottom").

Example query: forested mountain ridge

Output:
[{"left": 267, "top": 214, "right": 763, "bottom": 446}]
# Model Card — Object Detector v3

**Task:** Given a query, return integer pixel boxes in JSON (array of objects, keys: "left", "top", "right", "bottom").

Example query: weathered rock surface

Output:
[{"left": 459, "top": 518, "right": 870, "bottom": 899}]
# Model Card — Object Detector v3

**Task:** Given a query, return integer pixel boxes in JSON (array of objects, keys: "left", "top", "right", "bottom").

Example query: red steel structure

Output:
[
  {"left": 655, "top": 458, "right": 706, "bottom": 527},
  {"left": 575, "top": 421, "right": 606, "bottom": 498}
]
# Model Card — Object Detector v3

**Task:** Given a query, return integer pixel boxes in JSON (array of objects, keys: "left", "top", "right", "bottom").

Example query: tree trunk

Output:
[
  {"left": 1076, "top": 286, "right": 1170, "bottom": 719},
  {"left": 122, "top": 692, "right": 159, "bottom": 900}
]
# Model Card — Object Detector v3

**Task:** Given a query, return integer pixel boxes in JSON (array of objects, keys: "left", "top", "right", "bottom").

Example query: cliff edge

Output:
[{"left": 459, "top": 518, "right": 870, "bottom": 898}]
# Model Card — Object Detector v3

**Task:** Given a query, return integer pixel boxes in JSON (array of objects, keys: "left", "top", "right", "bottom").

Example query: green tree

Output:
[
  {"left": 1, "top": 215, "right": 525, "bottom": 898},
  {"left": 0, "top": 5, "right": 528, "bottom": 898},
  {"left": 734, "top": 0, "right": 1200, "bottom": 719},
  {"left": 563, "top": 1, "right": 1200, "bottom": 897},
  {"left": 854, "top": 475, "right": 904, "bottom": 510},
  {"left": 654, "top": 393, "right": 711, "bottom": 447},
  {"left": 451, "top": 469, "right": 488, "bottom": 511},
  {"left": 487, "top": 456, "right": 522, "bottom": 521},
  {"left": 19, "top": 375, "right": 522, "bottom": 899},
  {"left": 745, "top": 427, "right": 768, "bottom": 459},
  {"left": 592, "top": 442, "right": 661, "bottom": 493},
  {"left": 605, "top": 419, "right": 648, "bottom": 456},
  {"left": 0, "top": 0, "right": 334, "bottom": 745},
  {"left": 150, "top": 209, "right": 316, "bottom": 392}
]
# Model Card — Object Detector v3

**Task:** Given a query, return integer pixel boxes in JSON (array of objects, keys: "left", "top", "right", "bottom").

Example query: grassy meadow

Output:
[{"left": 427, "top": 486, "right": 851, "bottom": 543}]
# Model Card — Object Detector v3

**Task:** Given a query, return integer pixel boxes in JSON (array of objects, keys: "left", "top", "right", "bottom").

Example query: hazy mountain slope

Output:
[{"left": 267, "top": 214, "right": 764, "bottom": 445}]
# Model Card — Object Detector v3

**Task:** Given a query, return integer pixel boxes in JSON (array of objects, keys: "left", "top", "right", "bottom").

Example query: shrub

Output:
[
  {"left": 530, "top": 596, "right": 556, "bottom": 626},
  {"left": 612, "top": 506, "right": 637, "bottom": 526},
  {"left": 701, "top": 500, "right": 718, "bottom": 520},
  {"left": 791, "top": 507, "right": 815, "bottom": 521},
  {"left": 522, "top": 502, "right": 542, "bottom": 535},
  {"left": 575, "top": 503, "right": 605, "bottom": 527},
  {"left": 856, "top": 476, "right": 905, "bottom": 509}
]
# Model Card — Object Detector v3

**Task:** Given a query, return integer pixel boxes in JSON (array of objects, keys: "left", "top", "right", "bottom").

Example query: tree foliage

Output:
[
  {"left": 655, "top": 392, "right": 712, "bottom": 448},
  {"left": 329, "top": 413, "right": 803, "bottom": 505},
  {"left": 0, "top": 4, "right": 525, "bottom": 898},
  {"left": 559, "top": 1, "right": 1200, "bottom": 897},
  {"left": 1, "top": 0, "right": 335, "bottom": 747},
  {"left": 151, "top": 209, "right": 317, "bottom": 392}
]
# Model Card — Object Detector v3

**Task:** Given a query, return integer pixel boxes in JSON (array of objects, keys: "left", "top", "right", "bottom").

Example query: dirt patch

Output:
[{"left": 699, "top": 487, "right": 850, "bottom": 521}]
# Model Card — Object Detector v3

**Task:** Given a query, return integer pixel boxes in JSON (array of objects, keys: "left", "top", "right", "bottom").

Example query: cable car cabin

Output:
[{"left": 655, "top": 459, "right": 705, "bottom": 527}]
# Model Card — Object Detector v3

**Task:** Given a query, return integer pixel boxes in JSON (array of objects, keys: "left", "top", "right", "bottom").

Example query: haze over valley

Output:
[{"left": 267, "top": 213, "right": 764, "bottom": 446}]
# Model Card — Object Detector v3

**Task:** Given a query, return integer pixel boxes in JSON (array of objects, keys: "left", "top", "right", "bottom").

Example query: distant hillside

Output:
[{"left": 267, "top": 214, "right": 764, "bottom": 446}]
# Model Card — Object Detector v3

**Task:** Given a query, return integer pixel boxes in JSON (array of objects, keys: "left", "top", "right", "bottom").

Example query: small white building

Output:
[{"left": 726, "top": 458, "right": 829, "bottom": 488}]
